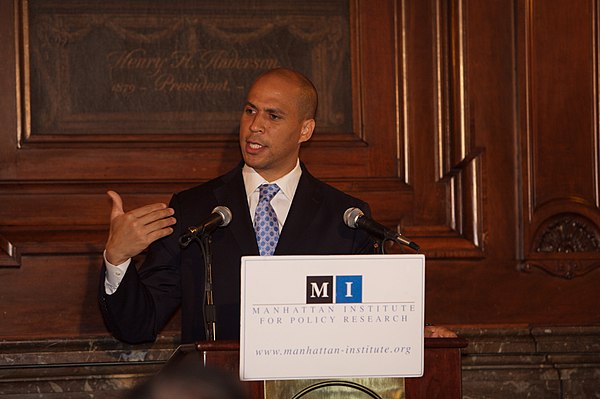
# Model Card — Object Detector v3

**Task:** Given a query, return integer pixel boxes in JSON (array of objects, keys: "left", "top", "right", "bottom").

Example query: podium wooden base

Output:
[{"left": 168, "top": 338, "right": 467, "bottom": 399}]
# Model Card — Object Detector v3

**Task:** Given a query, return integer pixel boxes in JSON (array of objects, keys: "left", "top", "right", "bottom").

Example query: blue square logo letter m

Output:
[{"left": 336, "top": 275, "right": 362, "bottom": 303}]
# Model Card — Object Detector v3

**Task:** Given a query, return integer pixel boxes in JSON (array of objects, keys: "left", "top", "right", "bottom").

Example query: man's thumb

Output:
[{"left": 107, "top": 190, "right": 124, "bottom": 219}]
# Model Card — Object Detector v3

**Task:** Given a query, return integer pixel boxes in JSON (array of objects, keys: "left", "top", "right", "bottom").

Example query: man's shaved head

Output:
[{"left": 251, "top": 68, "right": 318, "bottom": 121}]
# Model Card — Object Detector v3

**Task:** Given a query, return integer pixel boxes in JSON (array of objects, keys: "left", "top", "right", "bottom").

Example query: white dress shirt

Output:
[
  {"left": 242, "top": 160, "right": 302, "bottom": 229},
  {"left": 104, "top": 161, "right": 303, "bottom": 294}
]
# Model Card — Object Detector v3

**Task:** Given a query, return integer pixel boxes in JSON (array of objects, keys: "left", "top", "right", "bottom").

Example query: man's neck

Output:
[{"left": 247, "top": 161, "right": 301, "bottom": 183}]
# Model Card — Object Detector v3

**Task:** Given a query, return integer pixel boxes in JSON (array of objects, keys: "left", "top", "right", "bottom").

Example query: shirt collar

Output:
[{"left": 242, "top": 160, "right": 302, "bottom": 201}]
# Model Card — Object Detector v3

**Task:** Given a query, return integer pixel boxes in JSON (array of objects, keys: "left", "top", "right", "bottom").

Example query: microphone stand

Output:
[
  {"left": 189, "top": 231, "right": 217, "bottom": 341},
  {"left": 375, "top": 238, "right": 420, "bottom": 254},
  {"left": 380, "top": 240, "right": 387, "bottom": 254},
  {"left": 374, "top": 239, "right": 385, "bottom": 254}
]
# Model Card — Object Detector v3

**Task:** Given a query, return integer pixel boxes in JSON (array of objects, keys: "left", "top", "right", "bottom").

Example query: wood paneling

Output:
[
  {"left": 0, "top": 235, "right": 20, "bottom": 267},
  {"left": 400, "top": 0, "right": 485, "bottom": 258},
  {"left": 518, "top": 0, "right": 600, "bottom": 279},
  {"left": 1, "top": 0, "right": 600, "bottom": 341}
]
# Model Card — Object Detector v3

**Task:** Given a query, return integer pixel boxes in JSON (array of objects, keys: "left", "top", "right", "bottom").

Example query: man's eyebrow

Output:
[
  {"left": 245, "top": 101, "right": 287, "bottom": 116},
  {"left": 265, "top": 107, "right": 286, "bottom": 116}
]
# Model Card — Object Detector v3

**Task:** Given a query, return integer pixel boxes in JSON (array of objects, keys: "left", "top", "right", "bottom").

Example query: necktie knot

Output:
[{"left": 258, "top": 183, "right": 280, "bottom": 203}]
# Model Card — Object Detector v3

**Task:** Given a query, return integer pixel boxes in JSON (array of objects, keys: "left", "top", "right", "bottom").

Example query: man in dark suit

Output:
[{"left": 99, "top": 68, "right": 375, "bottom": 344}]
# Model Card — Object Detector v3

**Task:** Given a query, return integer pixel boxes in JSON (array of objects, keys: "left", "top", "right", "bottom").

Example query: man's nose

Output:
[{"left": 249, "top": 114, "right": 264, "bottom": 133}]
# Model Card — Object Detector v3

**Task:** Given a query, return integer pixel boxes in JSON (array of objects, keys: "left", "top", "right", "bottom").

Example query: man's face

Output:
[{"left": 239, "top": 74, "right": 314, "bottom": 182}]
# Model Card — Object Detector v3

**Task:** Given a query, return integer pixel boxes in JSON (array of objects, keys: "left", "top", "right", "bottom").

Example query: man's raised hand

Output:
[{"left": 105, "top": 191, "right": 176, "bottom": 265}]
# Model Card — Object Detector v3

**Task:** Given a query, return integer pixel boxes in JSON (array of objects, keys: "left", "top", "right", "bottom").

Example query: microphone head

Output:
[
  {"left": 343, "top": 207, "right": 364, "bottom": 229},
  {"left": 213, "top": 206, "right": 233, "bottom": 227}
]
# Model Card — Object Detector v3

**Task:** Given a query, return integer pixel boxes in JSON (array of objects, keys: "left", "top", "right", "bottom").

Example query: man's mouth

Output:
[{"left": 246, "top": 140, "right": 266, "bottom": 150}]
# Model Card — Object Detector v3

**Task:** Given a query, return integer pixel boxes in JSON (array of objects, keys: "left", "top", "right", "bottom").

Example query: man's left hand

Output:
[{"left": 425, "top": 325, "right": 457, "bottom": 338}]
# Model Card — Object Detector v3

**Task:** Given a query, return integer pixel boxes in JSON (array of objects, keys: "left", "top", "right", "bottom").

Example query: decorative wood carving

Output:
[
  {"left": 519, "top": 214, "right": 600, "bottom": 279},
  {"left": 533, "top": 214, "right": 600, "bottom": 253},
  {"left": 519, "top": 259, "right": 600, "bottom": 280}
]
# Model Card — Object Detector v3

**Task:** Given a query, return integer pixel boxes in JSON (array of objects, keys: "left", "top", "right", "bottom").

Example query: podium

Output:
[{"left": 168, "top": 338, "right": 467, "bottom": 398}]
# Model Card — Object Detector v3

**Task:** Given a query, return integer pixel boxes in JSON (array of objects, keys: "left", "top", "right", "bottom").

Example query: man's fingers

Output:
[
  {"left": 105, "top": 192, "right": 176, "bottom": 263},
  {"left": 124, "top": 209, "right": 176, "bottom": 245},
  {"left": 134, "top": 207, "right": 175, "bottom": 228},
  {"left": 129, "top": 202, "right": 170, "bottom": 219},
  {"left": 147, "top": 227, "right": 175, "bottom": 243},
  {"left": 107, "top": 190, "right": 171, "bottom": 222},
  {"left": 107, "top": 191, "right": 124, "bottom": 220},
  {"left": 425, "top": 325, "right": 457, "bottom": 338},
  {"left": 145, "top": 215, "right": 177, "bottom": 233},
  {"left": 133, "top": 215, "right": 177, "bottom": 240}
]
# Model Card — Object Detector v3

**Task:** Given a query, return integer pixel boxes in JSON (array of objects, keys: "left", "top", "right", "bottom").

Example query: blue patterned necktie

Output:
[{"left": 254, "top": 183, "right": 281, "bottom": 256}]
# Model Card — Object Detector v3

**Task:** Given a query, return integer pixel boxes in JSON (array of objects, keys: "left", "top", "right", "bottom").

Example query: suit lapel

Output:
[
  {"left": 275, "top": 167, "right": 323, "bottom": 254},
  {"left": 214, "top": 165, "right": 259, "bottom": 255},
  {"left": 213, "top": 163, "right": 324, "bottom": 256}
]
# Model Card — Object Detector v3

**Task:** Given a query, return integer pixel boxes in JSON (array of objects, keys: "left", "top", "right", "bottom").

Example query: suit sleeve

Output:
[{"left": 98, "top": 194, "right": 184, "bottom": 344}]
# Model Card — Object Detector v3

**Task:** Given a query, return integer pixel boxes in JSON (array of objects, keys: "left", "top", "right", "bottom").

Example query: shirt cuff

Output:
[{"left": 103, "top": 250, "right": 131, "bottom": 295}]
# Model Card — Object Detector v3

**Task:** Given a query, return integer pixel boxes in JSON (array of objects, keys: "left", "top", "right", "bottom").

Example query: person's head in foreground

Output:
[{"left": 125, "top": 363, "right": 248, "bottom": 399}]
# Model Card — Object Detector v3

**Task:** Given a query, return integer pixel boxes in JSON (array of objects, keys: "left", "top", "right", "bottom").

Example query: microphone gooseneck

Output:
[
  {"left": 344, "top": 207, "right": 420, "bottom": 252},
  {"left": 179, "top": 206, "right": 232, "bottom": 247}
]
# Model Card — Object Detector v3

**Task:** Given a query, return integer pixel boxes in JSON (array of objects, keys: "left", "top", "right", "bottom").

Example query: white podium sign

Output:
[{"left": 239, "top": 254, "right": 425, "bottom": 381}]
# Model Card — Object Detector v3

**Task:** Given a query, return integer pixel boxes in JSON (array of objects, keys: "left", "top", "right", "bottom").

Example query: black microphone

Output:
[
  {"left": 344, "top": 207, "right": 420, "bottom": 251},
  {"left": 179, "top": 206, "right": 233, "bottom": 247}
]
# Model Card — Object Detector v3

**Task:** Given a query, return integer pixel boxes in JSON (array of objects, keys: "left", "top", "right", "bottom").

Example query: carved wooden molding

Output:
[
  {"left": 389, "top": 0, "right": 486, "bottom": 258},
  {"left": 0, "top": 234, "right": 21, "bottom": 267},
  {"left": 519, "top": 258, "right": 600, "bottom": 280},
  {"left": 519, "top": 214, "right": 600, "bottom": 279},
  {"left": 533, "top": 214, "right": 600, "bottom": 253},
  {"left": 425, "top": 0, "right": 485, "bottom": 256}
]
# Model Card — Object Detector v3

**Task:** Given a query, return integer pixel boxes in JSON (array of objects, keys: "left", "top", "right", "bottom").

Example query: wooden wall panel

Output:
[
  {"left": 1, "top": 0, "right": 600, "bottom": 341},
  {"left": 0, "top": 254, "right": 180, "bottom": 338},
  {"left": 0, "top": 0, "right": 415, "bottom": 339},
  {"left": 0, "top": 255, "right": 106, "bottom": 338},
  {"left": 399, "top": 0, "right": 484, "bottom": 258},
  {"left": 519, "top": 0, "right": 600, "bottom": 278},
  {"left": 426, "top": 0, "right": 600, "bottom": 326}
]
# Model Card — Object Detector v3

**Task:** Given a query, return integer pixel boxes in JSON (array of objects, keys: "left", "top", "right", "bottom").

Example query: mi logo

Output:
[{"left": 306, "top": 275, "right": 362, "bottom": 304}]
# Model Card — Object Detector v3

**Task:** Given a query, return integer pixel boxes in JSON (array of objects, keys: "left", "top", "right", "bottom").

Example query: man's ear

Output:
[{"left": 298, "top": 119, "right": 315, "bottom": 143}]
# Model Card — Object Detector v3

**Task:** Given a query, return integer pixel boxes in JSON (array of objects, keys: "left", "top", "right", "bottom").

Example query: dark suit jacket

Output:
[{"left": 99, "top": 162, "right": 374, "bottom": 344}]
